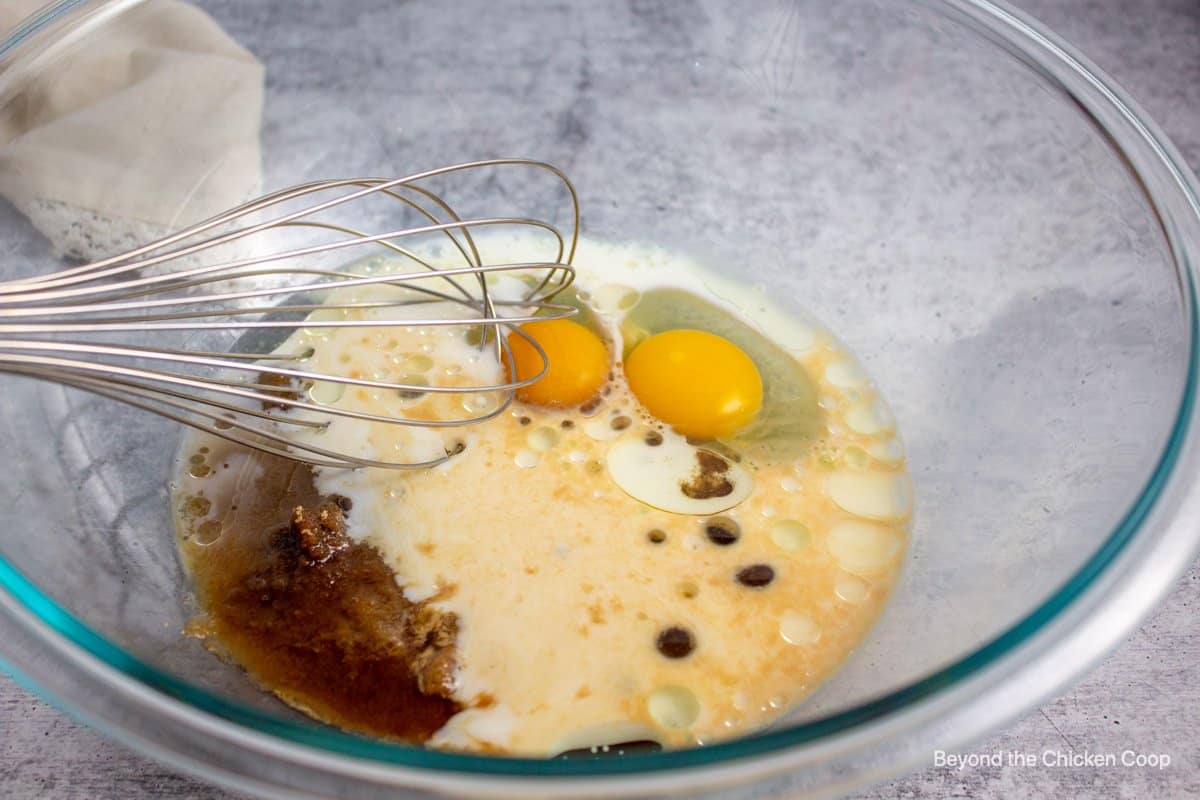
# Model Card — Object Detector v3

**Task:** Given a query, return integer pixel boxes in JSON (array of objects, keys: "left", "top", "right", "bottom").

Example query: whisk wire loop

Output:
[{"left": 0, "top": 159, "right": 582, "bottom": 469}]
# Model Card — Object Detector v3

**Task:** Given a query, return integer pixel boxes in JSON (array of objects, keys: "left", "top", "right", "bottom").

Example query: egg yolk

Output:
[
  {"left": 624, "top": 329, "right": 763, "bottom": 439},
  {"left": 506, "top": 319, "right": 609, "bottom": 407}
]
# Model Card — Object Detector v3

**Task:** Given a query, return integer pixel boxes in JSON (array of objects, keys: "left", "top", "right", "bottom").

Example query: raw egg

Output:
[
  {"left": 624, "top": 329, "right": 763, "bottom": 439},
  {"left": 507, "top": 319, "right": 608, "bottom": 408},
  {"left": 177, "top": 234, "right": 912, "bottom": 756}
]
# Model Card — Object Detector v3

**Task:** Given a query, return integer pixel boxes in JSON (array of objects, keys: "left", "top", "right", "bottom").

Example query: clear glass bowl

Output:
[{"left": 1, "top": 1, "right": 1199, "bottom": 797}]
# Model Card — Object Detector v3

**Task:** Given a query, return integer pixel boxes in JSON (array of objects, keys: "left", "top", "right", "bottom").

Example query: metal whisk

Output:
[{"left": 0, "top": 159, "right": 581, "bottom": 469}]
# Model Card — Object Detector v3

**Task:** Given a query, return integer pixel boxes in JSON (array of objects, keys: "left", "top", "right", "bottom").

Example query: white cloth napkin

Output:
[{"left": 0, "top": 0, "right": 263, "bottom": 261}]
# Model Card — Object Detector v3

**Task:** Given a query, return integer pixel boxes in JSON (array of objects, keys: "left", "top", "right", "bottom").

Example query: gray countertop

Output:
[{"left": 2, "top": 0, "right": 1199, "bottom": 798}]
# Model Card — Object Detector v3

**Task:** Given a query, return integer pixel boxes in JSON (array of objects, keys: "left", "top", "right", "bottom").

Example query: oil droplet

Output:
[
  {"left": 302, "top": 307, "right": 346, "bottom": 338},
  {"left": 844, "top": 398, "right": 893, "bottom": 435},
  {"left": 866, "top": 438, "right": 905, "bottom": 463},
  {"left": 188, "top": 462, "right": 212, "bottom": 478},
  {"left": 184, "top": 496, "right": 212, "bottom": 517},
  {"left": 834, "top": 573, "right": 871, "bottom": 604},
  {"left": 841, "top": 446, "right": 870, "bottom": 469},
  {"left": 464, "top": 326, "right": 487, "bottom": 347},
  {"left": 828, "top": 470, "right": 913, "bottom": 521},
  {"left": 308, "top": 380, "right": 345, "bottom": 405},
  {"left": 514, "top": 450, "right": 540, "bottom": 469},
  {"left": 824, "top": 359, "right": 867, "bottom": 389},
  {"left": 527, "top": 426, "right": 560, "bottom": 452},
  {"left": 826, "top": 520, "right": 901, "bottom": 574},
  {"left": 779, "top": 476, "right": 802, "bottom": 493},
  {"left": 779, "top": 611, "right": 821, "bottom": 645},
  {"left": 769, "top": 520, "right": 810, "bottom": 552},
  {"left": 463, "top": 393, "right": 499, "bottom": 415},
  {"left": 591, "top": 284, "right": 641, "bottom": 314},
  {"left": 786, "top": 324, "right": 817, "bottom": 353},
  {"left": 584, "top": 417, "right": 622, "bottom": 441},
  {"left": 647, "top": 686, "right": 700, "bottom": 729},
  {"left": 193, "top": 519, "right": 222, "bottom": 545},
  {"left": 397, "top": 374, "right": 428, "bottom": 401}
]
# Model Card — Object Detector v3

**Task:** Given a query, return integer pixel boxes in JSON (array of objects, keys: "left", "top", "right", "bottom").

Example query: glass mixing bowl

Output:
[{"left": 1, "top": 0, "right": 1199, "bottom": 797}]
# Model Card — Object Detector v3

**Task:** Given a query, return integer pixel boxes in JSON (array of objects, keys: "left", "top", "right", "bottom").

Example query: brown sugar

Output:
[
  {"left": 181, "top": 454, "right": 460, "bottom": 741},
  {"left": 288, "top": 502, "right": 350, "bottom": 563},
  {"left": 680, "top": 450, "right": 734, "bottom": 499},
  {"left": 256, "top": 371, "right": 302, "bottom": 411},
  {"left": 404, "top": 603, "right": 459, "bottom": 697}
]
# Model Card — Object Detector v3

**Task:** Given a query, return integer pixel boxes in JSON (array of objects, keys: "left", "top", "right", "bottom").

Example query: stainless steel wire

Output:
[{"left": 0, "top": 159, "right": 582, "bottom": 469}]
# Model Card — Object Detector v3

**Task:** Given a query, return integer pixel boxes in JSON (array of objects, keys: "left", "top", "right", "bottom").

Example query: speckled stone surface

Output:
[{"left": 1, "top": 0, "right": 1199, "bottom": 798}]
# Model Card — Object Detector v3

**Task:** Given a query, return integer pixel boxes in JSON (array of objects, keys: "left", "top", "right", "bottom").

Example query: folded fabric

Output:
[{"left": 0, "top": 0, "right": 263, "bottom": 261}]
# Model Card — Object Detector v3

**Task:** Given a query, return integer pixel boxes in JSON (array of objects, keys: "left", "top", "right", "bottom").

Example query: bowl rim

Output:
[{"left": 2, "top": 0, "right": 1200, "bottom": 794}]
